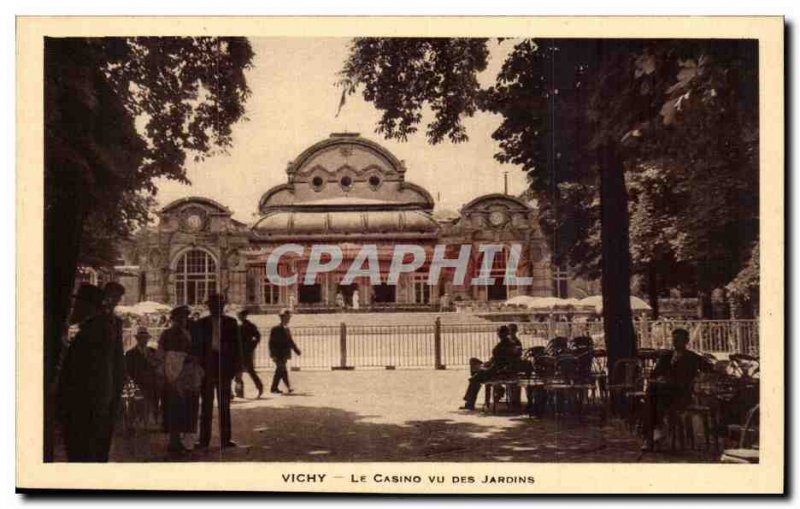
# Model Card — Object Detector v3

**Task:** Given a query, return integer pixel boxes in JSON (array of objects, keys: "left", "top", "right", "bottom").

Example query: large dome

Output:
[{"left": 257, "top": 133, "right": 434, "bottom": 214}]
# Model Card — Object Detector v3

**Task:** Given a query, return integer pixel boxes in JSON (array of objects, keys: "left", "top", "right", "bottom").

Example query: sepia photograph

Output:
[{"left": 16, "top": 16, "right": 784, "bottom": 493}]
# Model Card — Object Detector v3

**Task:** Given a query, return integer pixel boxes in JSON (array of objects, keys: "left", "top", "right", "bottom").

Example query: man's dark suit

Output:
[
  {"left": 462, "top": 338, "right": 520, "bottom": 409},
  {"left": 57, "top": 314, "right": 123, "bottom": 462},
  {"left": 651, "top": 350, "right": 712, "bottom": 395},
  {"left": 235, "top": 319, "right": 263, "bottom": 396},
  {"left": 643, "top": 349, "right": 714, "bottom": 443},
  {"left": 192, "top": 314, "right": 241, "bottom": 446},
  {"left": 268, "top": 325, "right": 300, "bottom": 392},
  {"left": 125, "top": 345, "right": 160, "bottom": 416}
]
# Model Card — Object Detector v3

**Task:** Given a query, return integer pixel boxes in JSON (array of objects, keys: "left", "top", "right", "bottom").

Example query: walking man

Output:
[
  {"left": 234, "top": 310, "right": 264, "bottom": 399},
  {"left": 193, "top": 293, "right": 242, "bottom": 448},
  {"left": 268, "top": 309, "right": 301, "bottom": 394}
]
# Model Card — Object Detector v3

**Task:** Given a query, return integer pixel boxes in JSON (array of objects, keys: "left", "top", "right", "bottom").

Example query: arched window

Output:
[{"left": 174, "top": 249, "right": 217, "bottom": 305}]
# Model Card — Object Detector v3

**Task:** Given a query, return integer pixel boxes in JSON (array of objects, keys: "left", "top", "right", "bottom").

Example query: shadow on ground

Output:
[{"left": 111, "top": 403, "right": 718, "bottom": 463}]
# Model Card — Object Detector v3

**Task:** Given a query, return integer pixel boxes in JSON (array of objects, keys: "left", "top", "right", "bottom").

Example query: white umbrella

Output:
[
  {"left": 526, "top": 297, "right": 577, "bottom": 310},
  {"left": 127, "top": 300, "right": 172, "bottom": 315},
  {"left": 115, "top": 305, "right": 138, "bottom": 316},
  {"left": 504, "top": 295, "right": 539, "bottom": 307},
  {"left": 578, "top": 295, "right": 652, "bottom": 313}
]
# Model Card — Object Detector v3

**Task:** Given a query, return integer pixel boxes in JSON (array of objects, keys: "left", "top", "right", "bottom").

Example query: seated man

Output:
[
  {"left": 641, "top": 328, "right": 714, "bottom": 450},
  {"left": 460, "top": 325, "right": 521, "bottom": 410}
]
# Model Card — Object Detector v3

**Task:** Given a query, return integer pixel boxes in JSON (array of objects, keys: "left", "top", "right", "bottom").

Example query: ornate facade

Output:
[{"left": 117, "top": 133, "right": 598, "bottom": 311}]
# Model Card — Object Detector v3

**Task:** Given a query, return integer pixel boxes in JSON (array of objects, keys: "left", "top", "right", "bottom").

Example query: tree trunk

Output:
[
  {"left": 43, "top": 177, "right": 87, "bottom": 461},
  {"left": 43, "top": 38, "right": 94, "bottom": 461},
  {"left": 598, "top": 144, "right": 637, "bottom": 383},
  {"left": 647, "top": 261, "right": 660, "bottom": 320}
]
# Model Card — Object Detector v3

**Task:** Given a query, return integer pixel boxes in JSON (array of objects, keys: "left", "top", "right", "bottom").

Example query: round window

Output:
[
  {"left": 311, "top": 176, "right": 325, "bottom": 190},
  {"left": 340, "top": 175, "right": 353, "bottom": 189},
  {"left": 368, "top": 175, "right": 381, "bottom": 189}
]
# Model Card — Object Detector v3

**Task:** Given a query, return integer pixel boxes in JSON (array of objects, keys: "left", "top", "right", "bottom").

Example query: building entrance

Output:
[
  {"left": 372, "top": 283, "right": 396, "bottom": 304},
  {"left": 298, "top": 283, "right": 322, "bottom": 304},
  {"left": 487, "top": 279, "right": 508, "bottom": 301}
]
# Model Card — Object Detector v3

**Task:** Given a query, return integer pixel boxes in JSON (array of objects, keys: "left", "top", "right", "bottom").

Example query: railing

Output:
[
  {"left": 119, "top": 319, "right": 759, "bottom": 370},
  {"left": 252, "top": 325, "right": 341, "bottom": 370},
  {"left": 642, "top": 319, "right": 760, "bottom": 356}
]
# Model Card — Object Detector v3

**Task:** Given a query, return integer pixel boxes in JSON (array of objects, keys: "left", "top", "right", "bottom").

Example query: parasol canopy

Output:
[
  {"left": 577, "top": 295, "right": 652, "bottom": 313},
  {"left": 116, "top": 300, "right": 172, "bottom": 316},
  {"left": 526, "top": 297, "right": 580, "bottom": 310},
  {"left": 504, "top": 295, "right": 539, "bottom": 307}
]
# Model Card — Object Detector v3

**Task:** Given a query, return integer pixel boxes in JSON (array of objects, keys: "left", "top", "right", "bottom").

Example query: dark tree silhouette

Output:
[{"left": 44, "top": 37, "right": 253, "bottom": 459}]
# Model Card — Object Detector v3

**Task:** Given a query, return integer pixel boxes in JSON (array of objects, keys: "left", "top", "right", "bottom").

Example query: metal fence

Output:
[
  {"left": 121, "top": 318, "right": 759, "bottom": 370},
  {"left": 643, "top": 319, "right": 760, "bottom": 355}
]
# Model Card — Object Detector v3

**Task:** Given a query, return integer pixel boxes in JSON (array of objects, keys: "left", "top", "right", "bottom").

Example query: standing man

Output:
[
  {"left": 125, "top": 327, "right": 161, "bottom": 426},
  {"left": 57, "top": 284, "right": 118, "bottom": 461},
  {"left": 268, "top": 309, "right": 301, "bottom": 394},
  {"left": 193, "top": 293, "right": 241, "bottom": 449},
  {"left": 234, "top": 310, "right": 264, "bottom": 399}
]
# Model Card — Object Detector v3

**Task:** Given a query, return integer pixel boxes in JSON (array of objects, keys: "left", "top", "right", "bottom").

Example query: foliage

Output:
[
  {"left": 726, "top": 243, "right": 759, "bottom": 300},
  {"left": 46, "top": 37, "right": 254, "bottom": 267},
  {"left": 472, "top": 39, "right": 758, "bottom": 300},
  {"left": 623, "top": 42, "right": 758, "bottom": 297},
  {"left": 339, "top": 38, "right": 489, "bottom": 144},
  {"left": 104, "top": 37, "right": 254, "bottom": 190}
]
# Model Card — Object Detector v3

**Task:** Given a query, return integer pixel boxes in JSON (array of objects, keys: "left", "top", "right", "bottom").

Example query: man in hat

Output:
[
  {"left": 125, "top": 327, "right": 161, "bottom": 426},
  {"left": 192, "top": 293, "right": 242, "bottom": 448},
  {"left": 460, "top": 325, "right": 519, "bottom": 410},
  {"left": 268, "top": 309, "right": 301, "bottom": 394},
  {"left": 641, "top": 328, "right": 714, "bottom": 451},
  {"left": 234, "top": 310, "right": 264, "bottom": 399},
  {"left": 57, "top": 283, "right": 119, "bottom": 461}
]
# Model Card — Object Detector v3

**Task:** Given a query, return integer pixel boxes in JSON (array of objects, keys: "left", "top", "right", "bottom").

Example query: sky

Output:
[{"left": 152, "top": 38, "right": 528, "bottom": 223}]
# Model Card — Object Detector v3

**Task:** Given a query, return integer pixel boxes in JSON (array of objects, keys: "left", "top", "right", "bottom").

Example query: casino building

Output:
[{"left": 116, "top": 133, "right": 598, "bottom": 311}]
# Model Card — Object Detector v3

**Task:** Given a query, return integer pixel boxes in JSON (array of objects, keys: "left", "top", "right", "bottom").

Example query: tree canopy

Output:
[{"left": 46, "top": 37, "right": 254, "bottom": 267}]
